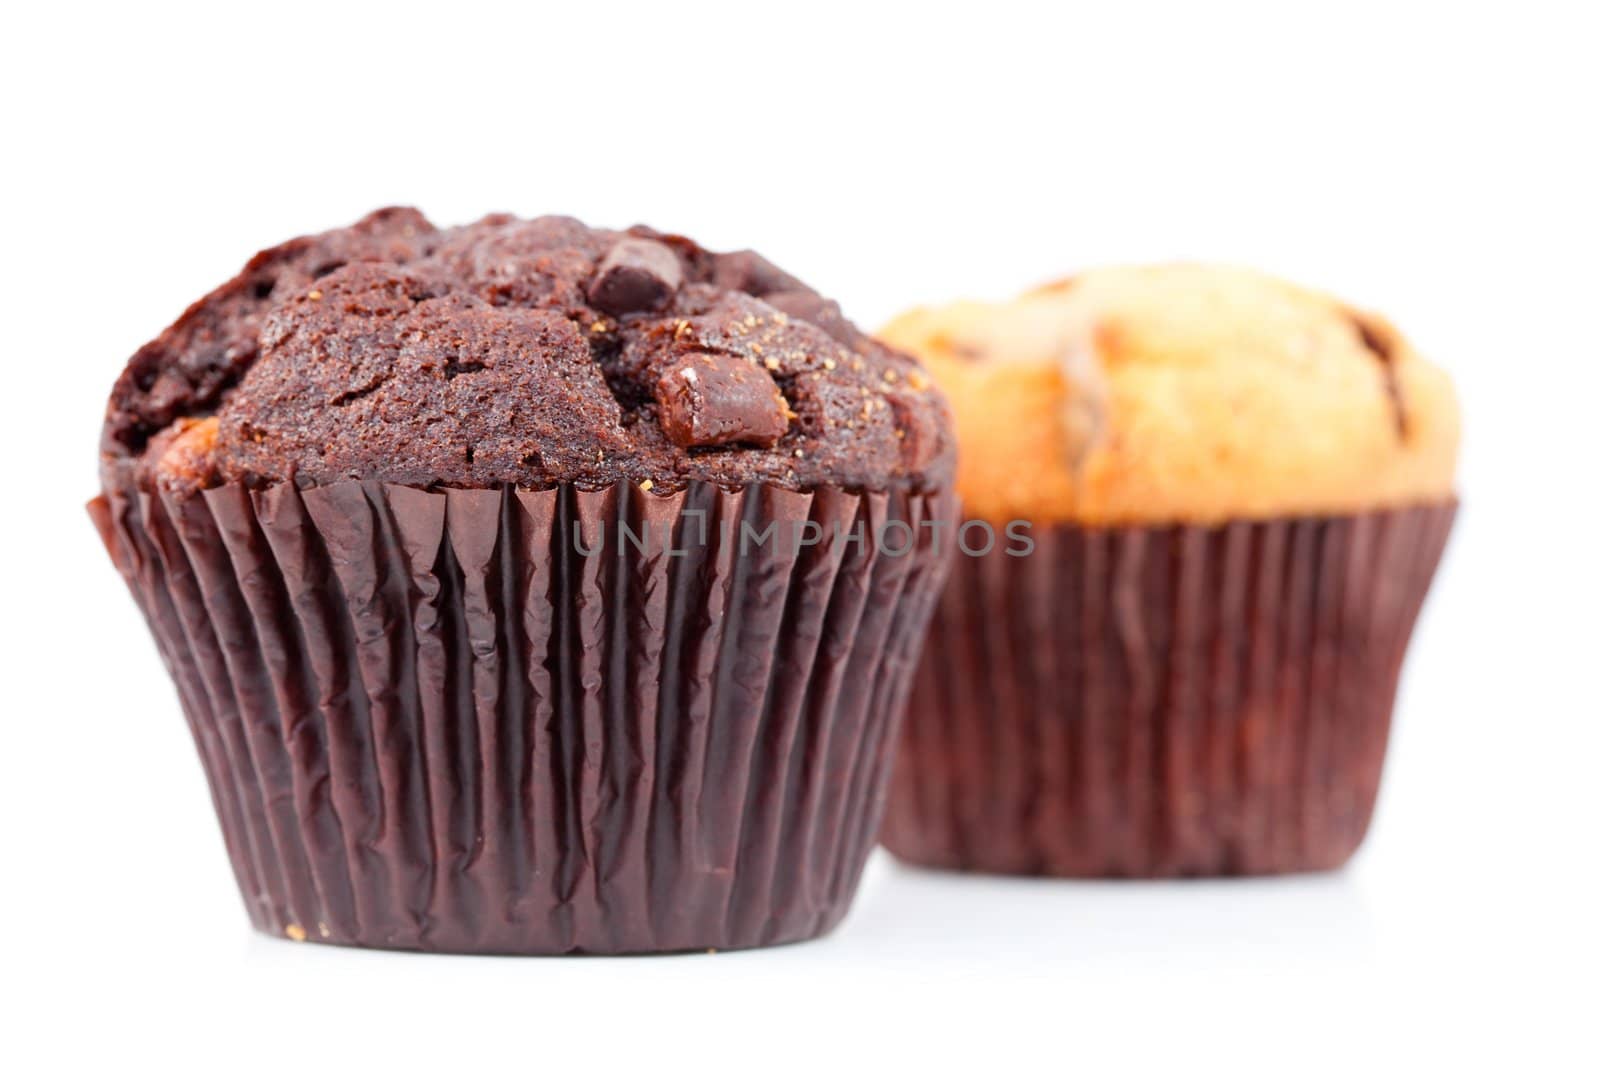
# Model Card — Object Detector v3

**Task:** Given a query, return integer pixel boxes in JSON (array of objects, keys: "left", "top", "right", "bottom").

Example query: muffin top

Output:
[
  {"left": 879, "top": 264, "right": 1459, "bottom": 524},
  {"left": 103, "top": 208, "right": 953, "bottom": 497}
]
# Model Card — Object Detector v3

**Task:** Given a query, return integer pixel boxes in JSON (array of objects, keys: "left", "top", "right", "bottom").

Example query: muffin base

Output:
[
  {"left": 92, "top": 479, "right": 953, "bottom": 953},
  {"left": 881, "top": 503, "right": 1455, "bottom": 878}
]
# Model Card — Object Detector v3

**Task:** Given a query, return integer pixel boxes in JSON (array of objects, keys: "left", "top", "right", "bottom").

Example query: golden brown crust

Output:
[{"left": 879, "top": 264, "right": 1460, "bottom": 524}]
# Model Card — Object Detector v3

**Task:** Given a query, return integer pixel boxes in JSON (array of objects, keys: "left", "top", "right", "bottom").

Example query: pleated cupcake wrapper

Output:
[
  {"left": 882, "top": 503, "right": 1456, "bottom": 878},
  {"left": 91, "top": 479, "right": 956, "bottom": 953}
]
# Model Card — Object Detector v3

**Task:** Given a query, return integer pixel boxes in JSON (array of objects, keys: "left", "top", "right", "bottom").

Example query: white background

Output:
[{"left": 3, "top": 2, "right": 1596, "bottom": 1063}]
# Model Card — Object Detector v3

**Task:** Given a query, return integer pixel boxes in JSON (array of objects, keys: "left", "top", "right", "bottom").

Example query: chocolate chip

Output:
[
  {"left": 588, "top": 238, "right": 682, "bottom": 315},
  {"left": 1349, "top": 311, "right": 1409, "bottom": 440},
  {"left": 655, "top": 354, "right": 791, "bottom": 449}
]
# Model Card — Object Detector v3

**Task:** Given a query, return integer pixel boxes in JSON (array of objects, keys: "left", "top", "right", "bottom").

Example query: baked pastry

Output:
[
  {"left": 91, "top": 208, "right": 956, "bottom": 951},
  {"left": 878, "top": 264, "right": 1457, "bottom": 876}
]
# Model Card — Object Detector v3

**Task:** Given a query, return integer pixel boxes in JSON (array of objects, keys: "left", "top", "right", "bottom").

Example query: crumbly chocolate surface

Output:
[{"left": 102, "top": 209, "right": 953, "bottom": 495}]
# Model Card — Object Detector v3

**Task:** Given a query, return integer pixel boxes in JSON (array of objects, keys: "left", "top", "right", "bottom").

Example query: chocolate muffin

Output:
[
  {"left": 878, "top": 264, "right": 1457, "bottom": 877},
  {"left": 92, "top": 208, "right": 956, "bottom": 952}
]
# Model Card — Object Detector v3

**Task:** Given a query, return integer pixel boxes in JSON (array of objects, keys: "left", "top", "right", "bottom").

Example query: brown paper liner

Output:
[
  {"left": 92, "top": 479, "right": 955, "bottom": 952},
  {"left": 881, "top": 503, "right": 1456, "bottom": 878}
]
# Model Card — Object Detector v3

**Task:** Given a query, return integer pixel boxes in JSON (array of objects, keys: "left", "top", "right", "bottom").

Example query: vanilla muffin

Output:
[{"left": 879, "top": 264, "right": 1458, "bottom": 877}]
